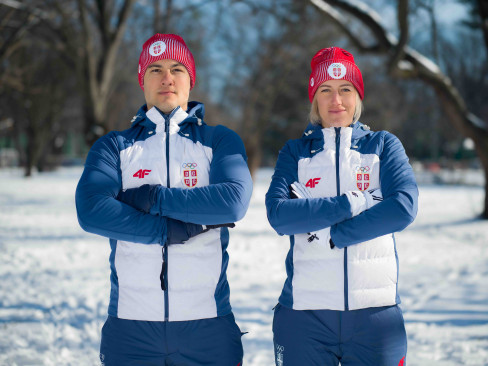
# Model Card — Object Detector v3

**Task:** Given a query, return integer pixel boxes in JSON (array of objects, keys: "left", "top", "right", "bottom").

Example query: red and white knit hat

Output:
[
  {"left": 138, "top": 33, "right": 196, "bottom": 91},
  {"left": 308, "top": 47, "right": 364, "bottom": 102}
]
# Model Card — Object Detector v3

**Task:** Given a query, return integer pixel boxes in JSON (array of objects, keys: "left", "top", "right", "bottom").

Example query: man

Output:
[{"left": 76, "top": 33, "right": 252, "bottom": 366}]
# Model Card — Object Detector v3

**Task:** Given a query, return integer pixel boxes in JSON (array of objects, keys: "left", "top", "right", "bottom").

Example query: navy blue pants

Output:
[
  {"left": 273, "top": 304, "right": 407, "bottom": 366},
  {"left": 100, "top": 313, "right": 243, "bottom": 366}
]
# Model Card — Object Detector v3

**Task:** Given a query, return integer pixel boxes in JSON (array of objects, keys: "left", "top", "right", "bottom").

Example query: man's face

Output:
[{"left": 143, "top": 59, "right": 191, "bottom": 113}]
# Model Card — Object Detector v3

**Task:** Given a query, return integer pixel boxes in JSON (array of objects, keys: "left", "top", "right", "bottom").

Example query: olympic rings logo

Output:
[
  {"left": 356, "top": 166, "right": 370, "bottom": 173},
  {"left": 182, "top": 162, "right": 197, "bottom": 169}
]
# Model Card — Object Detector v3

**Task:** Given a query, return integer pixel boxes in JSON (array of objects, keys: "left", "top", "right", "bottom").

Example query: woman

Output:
[{"left": 265, "top": 47, "right": 418, "bottom": 366}]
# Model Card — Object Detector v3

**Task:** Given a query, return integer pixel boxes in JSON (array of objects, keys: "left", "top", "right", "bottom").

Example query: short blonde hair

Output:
[{"left": 309, "top": 92, "right": 363, "bottom": 126}]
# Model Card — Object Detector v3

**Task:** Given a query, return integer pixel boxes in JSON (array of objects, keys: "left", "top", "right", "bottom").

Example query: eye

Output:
[{"left": 320, "top": 88, "right": 331, "bottom": 93}]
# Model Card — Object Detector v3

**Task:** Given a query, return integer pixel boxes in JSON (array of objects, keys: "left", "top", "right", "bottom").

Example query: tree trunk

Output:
[
  {"left": 478, "top": 0, "right": 488, "bottom": 52},
  {"left": 245, "top": 137, "right": 263, "bottom": 178},
  {"left": 24, "top": 124, "right": 36, "bottom": 177},
  {"left": 78, "top": 0, "right": 136, "bottom": 147}
]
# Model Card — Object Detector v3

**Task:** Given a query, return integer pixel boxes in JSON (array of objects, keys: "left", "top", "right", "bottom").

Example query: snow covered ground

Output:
[{"left": 0, "top": 167, "right": 487, "bottom": 366}]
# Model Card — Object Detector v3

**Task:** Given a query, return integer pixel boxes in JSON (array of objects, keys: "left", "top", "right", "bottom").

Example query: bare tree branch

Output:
[
  {"left": 96, "top": 0, "right": 108, "bottom": 48},
  {"left": 163, "top": 0, "right": 174, "bottom": 33},
  {"left": 0, "top": 6, "right": 16, "bottom": 28},
  {"left": 73, "top": 0, "right": 136, "bottom": 140},
  {"left": 153, "top": 0, "right": 161, "bottom": 32},
  {"left": 100, "top": 0, "right": 135, "bottom": 98},
  {"left": 172, "top": 0, "right": 218, "bottom": 16},
  {"left": 309, "top": 0, "right": 372, "bottom": 51},
  {"left": 413, "top": 0, "right": 440, "bottom": 63},
  {"left": 115, "top": 0, "right": 133, "bottom": 40},
  {"left": 0, "top": 0, "right": 49, "bottom": 18},
  {"left": 478, "top": 0, "right": 488, "bottom": 51},
  {"left": 310, "top": 0, "right": 485, "bottom": 133},
  {"left": 0, "top": 0, "right": 49, "bottom": 60},
  {"left": 310, "top": 0, "right": 488, "bottom": 217},
  {"left": 311, "top": 0, "right": 396, "bottom": 51},
  {"left": 389, "top": 0, "right": 409, "bottom": 72}
]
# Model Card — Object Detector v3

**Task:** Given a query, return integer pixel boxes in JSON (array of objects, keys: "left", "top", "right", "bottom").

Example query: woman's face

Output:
[{"left": 315, "top": 80, "right": 357, "bottom": 128}]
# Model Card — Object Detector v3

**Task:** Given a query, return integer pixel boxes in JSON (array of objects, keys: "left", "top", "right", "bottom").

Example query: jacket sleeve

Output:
[
  {"left": 265, "top": 141, "right": 357, "bottom": 236},
  {"left": 330, "top": 132, "right": 418, "bottom": 248},
  {"left": 149, "top": 126, "right": 253, "bottom": 225},
  {"left": 75, "top": 134, "right": 167, "bottom": 244}
]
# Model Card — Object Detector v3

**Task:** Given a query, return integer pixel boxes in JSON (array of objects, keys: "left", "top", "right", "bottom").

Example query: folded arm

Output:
[
  {"left": 75, "top": 134, "right": 167, "bottom": 244},
  {"left": 148, "top": 126, "right": 253, "bottom": 225},
  {"left": 330, "top": 133, "right": 419, "bottom": 248},
  {"left": 265, "top": 141, "right": 358, "bottom": 236}
]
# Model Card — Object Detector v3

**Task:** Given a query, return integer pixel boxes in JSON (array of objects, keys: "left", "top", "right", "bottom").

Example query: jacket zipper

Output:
[
  {"left": 163, "top": 113, "right": 171, "bottom": 321},
  {"left": 335, "top": 127, "right": 349, "bottom": 311}
]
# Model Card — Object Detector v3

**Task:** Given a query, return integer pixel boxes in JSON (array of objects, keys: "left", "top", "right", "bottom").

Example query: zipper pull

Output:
[
  {"left": 162, "top": 113, "right": 170, "bottom": 132},
  {"left": 335, "top": 127, "right": 341, "bottom": 143},
  {"left": 160, "top": 247, "right": 166, "bottom": 291}
]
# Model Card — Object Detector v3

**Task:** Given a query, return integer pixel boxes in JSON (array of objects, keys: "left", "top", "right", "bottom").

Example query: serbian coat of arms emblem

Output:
[
  {"left": 356, "top": 166, "right": 370, "bottom": 191},
  {"left": 149, "top": 41, "right": 166, "bottom": 56},
  {"left": 327, "top": 62, "right": 346, "bottom": 79},
  {"left": 182, "top": 162, "right": 198, "bottom": 188}
]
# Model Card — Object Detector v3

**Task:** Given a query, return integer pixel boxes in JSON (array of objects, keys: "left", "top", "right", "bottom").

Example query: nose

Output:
[
  {"left": 330, "top": 91, "right": 342, "bottom": 105},
  {"left": 161, "top": 70, "right": 174, "bottom": 86}
]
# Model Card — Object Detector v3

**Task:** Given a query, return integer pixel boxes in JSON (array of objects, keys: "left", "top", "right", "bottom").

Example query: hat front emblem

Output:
[
  {"left": 328, "top": 62, "right": 346, "bottom": 79},
  {"left": 149, "top": 41, "right": 166, "bottom": 56}
]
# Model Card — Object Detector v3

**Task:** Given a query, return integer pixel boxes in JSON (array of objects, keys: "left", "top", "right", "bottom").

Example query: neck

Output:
[{"left": 146, "top": 102, "right": 188, "bottom": 114}]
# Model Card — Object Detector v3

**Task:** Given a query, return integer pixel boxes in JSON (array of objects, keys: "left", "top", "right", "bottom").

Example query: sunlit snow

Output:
[{"left": 1, "top": 167, "right": 487, "bottom": 365}]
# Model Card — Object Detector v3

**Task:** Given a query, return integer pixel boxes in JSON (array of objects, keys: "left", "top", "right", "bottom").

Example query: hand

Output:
[
  {"left": 290, "top": 182, "right": 313, "bottom": 199},
  {"left": 166, "top": 219, "right": 204, "bottom": 244},
  {"left": 344, "top": 188, "right": 383, "bottom": 217},
  {"left": 363, "top": 188, "right": 383, "bottom": 209},
  {"left": 117, "top": 184, "right": 157, "bottom": 213},
  {"left": 166, "top": 220, "right": 235, "bottom": 245}
]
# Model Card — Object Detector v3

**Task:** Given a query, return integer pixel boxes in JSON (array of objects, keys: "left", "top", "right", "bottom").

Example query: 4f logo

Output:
[
  {"left": 305, "top": 177, "right": 321, "bottom": 188},
  {"left": 133, "top": 169, "right": 151, "bottom": 179},
  {"left": 356, "top": 166, "right": 370, "bottom": 191},
  {"left": 182, "top": 162, "right": 198, "bottom": 188}
]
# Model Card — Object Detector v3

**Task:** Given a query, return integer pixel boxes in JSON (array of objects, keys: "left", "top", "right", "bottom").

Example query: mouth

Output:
[
  {"left": 158, "top": 90, "right": 176, "bottom": 95},
  {"left": 329, "top": 110, "right": 345, "bottom": 114}
]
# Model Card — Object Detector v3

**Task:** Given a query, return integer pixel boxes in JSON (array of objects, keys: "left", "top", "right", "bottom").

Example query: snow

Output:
[{"left": 1, "top": 167, "right": 487, "bottom": 365}]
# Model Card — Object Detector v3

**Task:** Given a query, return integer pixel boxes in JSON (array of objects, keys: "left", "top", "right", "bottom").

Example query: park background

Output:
[{"left": 1, "top": 0, "right": 487, "bottom": 365}]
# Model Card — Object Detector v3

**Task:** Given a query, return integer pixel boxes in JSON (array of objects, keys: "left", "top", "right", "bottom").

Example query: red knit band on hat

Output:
[
  {"left": 308, "top": 47, "right": 364, "bottom": 102},
  {"left": 138, "top": 33, "right": 196, "bottom": 91}
]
